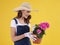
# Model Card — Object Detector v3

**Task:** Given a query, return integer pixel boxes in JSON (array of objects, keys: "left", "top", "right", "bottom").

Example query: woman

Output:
[{"left": 10, "top": 2, "right": 36, "bottom": 45}]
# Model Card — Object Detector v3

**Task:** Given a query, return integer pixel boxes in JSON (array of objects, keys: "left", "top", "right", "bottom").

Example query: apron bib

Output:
[{"left": 13, "top": 18, "right": 31, "bottom": 45}]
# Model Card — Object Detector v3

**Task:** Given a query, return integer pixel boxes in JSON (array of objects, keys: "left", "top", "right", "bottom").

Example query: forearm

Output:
[{"left": 12, "top": 34, "right": 25, "bottom": 42}]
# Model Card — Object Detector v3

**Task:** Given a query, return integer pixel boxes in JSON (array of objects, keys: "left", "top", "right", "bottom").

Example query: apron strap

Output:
[
  {"left": 13, "top": 18, "right": 29, "bottom": 26},
  {"left": 13, "top": 18, "right": 18, "bottom": 24}
]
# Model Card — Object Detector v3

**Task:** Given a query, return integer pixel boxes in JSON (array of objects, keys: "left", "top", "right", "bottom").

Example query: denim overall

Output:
[{"left": 13, "top": 18, "right": 31, "bottom": 45}]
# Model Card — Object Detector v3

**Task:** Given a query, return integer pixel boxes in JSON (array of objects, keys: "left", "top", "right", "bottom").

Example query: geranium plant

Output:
[{"left": 32, "top": 22, "right": 49, "bottom": 44}]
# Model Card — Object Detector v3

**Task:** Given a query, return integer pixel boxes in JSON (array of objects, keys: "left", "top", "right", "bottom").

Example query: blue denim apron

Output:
[{"left": 13, "top": 18, "right": 31, "bottom": 45}]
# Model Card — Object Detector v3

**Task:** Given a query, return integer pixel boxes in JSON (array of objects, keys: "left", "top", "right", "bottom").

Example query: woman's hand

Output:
[
  {"left": 31, "top": 34, "right": 37, "bottom": 41},
  {"left": 24, "top": 32, "right": 37, "bottom": 41}
]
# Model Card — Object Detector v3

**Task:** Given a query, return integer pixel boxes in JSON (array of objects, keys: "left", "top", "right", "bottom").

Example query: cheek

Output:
[
  {"left": 26, "top": 13, "right": 30, "bottom": 16},
  {"left": 22, "top": 11, "right": 30, "bottom": 17},
  {"left": 21, "top": 13, "right": 25, "bottom": 17},
  {"left": 23, "top": 12, "right": 27, "bottom": 16}
]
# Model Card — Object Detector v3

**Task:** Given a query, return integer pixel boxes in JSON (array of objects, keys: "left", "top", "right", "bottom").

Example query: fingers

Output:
[
  {"left": 33, "top": 35, "right": 37, "bottom": 37},
  {"left": 30, "top": 35, "right": 37, "bottom": 41},
  {"left": 32, "top": 37, "right": 37, "bottom": 41},
  {"left": 24, "top": 32, "right": 37, "bottom": 41},
  {"left": 24, "top": 32, "right": 34, "bottom": 38}
]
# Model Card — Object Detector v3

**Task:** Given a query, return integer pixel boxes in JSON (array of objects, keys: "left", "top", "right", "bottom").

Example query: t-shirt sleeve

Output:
[
  {"left": 28, "top": 23, "right": 31, "bottom": 28},
  {"left": 10, "top": 20, "right": 16, "bottom": 28}
]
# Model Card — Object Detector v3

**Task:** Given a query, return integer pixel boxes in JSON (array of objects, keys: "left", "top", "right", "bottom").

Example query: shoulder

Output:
[
  {"left": 10, "top": 18, "right": 17, "bottom": 27},
  {"left": 10, "top": 18, "right": 18, "bottom": 23},
  {"left": 27, "top": 23, "right": 31, "bottom": 28},
  {"left": 10, "top": 19, "right": 16, "bottom": 23}
]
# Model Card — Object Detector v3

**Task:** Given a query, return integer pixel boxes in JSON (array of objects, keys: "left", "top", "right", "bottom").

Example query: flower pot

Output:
[{"left": 33, "top": 37, "right": 42, "bottom": 44}]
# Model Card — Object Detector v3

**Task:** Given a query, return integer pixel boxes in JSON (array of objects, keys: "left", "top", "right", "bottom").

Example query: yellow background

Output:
[{"left": 0, "top": 0, "right": 60, "bottom": 45}]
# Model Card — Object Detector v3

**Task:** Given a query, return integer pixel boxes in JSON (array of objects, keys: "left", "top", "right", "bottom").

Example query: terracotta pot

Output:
[{"left": 33, "top": 37, "right": 42, "bottom": 44}]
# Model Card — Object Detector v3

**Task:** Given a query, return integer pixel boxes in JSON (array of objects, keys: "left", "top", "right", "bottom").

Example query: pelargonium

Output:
[
  {"left": 33, "top": 22, "right": 50, "bottom": 38},
  {"left": 39, "top": 22, "right": 49, "bottom": 30},
  {"left": 37, "top": 29, "right": 42, "bottom": 34}
]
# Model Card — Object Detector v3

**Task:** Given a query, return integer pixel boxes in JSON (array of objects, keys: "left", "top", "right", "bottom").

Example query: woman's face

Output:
[{"left": 22, "top": 10, "right": 30, "bottom": 19}]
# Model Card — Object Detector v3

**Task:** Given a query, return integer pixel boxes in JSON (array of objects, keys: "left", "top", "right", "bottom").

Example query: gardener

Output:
[{"left": 10, "top": 2, "right": 36, "bottom": 45}]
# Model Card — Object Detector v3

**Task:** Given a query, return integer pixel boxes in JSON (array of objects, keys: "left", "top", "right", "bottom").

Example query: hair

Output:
[{"left": 14, "top": 10, "right": 31, "bottom": 24}]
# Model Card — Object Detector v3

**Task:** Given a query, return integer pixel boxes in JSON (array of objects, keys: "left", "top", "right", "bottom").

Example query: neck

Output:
[{"left": 19, "top": 17, "right": 24, "bottom": 21}]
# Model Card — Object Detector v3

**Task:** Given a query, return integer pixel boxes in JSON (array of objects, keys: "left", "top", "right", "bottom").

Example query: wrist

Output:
[{"left": 23, "top": 34, "right": 26, "bottom": 37}]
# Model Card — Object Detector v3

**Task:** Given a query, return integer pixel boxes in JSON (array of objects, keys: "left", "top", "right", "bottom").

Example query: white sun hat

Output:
[
  {"left": 13, "top": 2, "right": 39, "bottom": 12},
  {"left": 13, "top": 2, "right": 32, "bottom": 12}
]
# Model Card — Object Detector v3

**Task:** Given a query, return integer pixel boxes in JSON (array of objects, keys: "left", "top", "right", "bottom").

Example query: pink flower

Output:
[
  {"left": 39, "top": 22, "right": 49, "bottom": 30},
  {"left": 37, "top": 29, "right": 42, "bottom": 34}
]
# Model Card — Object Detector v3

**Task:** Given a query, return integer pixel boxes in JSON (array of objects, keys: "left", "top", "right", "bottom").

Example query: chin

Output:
[{"left": 24, "top": 17, "right": 28, "bottom": 19}]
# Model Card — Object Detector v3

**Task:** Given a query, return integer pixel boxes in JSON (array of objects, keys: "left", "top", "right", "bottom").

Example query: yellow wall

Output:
[{"left": 0, "top": 0, "right": 60, "bottom": 45}]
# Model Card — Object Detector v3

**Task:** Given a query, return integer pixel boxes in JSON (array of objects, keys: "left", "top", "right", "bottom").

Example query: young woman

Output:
[{"left": 10, "top": 2, "right": 36, "bottom": 45}]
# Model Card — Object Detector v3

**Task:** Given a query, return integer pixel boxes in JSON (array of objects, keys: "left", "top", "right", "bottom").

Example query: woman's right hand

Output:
[{"left": 24, "top": 32, "right": 37, "bottom": 41}]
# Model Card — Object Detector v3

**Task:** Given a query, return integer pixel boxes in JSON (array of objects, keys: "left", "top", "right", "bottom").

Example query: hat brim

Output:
[
  {"left": 13, "top": 7, "right": 32, "bottom": 12},
  {"left": 13, "top": 7, "right": 39, "bottom": 12}
]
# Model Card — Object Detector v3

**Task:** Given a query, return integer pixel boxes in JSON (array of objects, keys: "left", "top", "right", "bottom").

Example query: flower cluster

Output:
[{"left": 32, "top": 22, "right": 49, "bottom": 38}]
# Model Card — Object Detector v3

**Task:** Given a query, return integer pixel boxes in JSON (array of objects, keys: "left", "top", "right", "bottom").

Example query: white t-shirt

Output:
[
  {"left": 10, "top": 18, "right": 31, "bottom": 28},
  {"left": 10, "top": 18, "right": 31, "bottom": 33}
]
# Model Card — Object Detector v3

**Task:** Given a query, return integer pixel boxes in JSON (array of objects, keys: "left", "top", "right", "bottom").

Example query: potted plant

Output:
[{"left": 32, "top": 22, "right": 49, "bottom": 44}]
